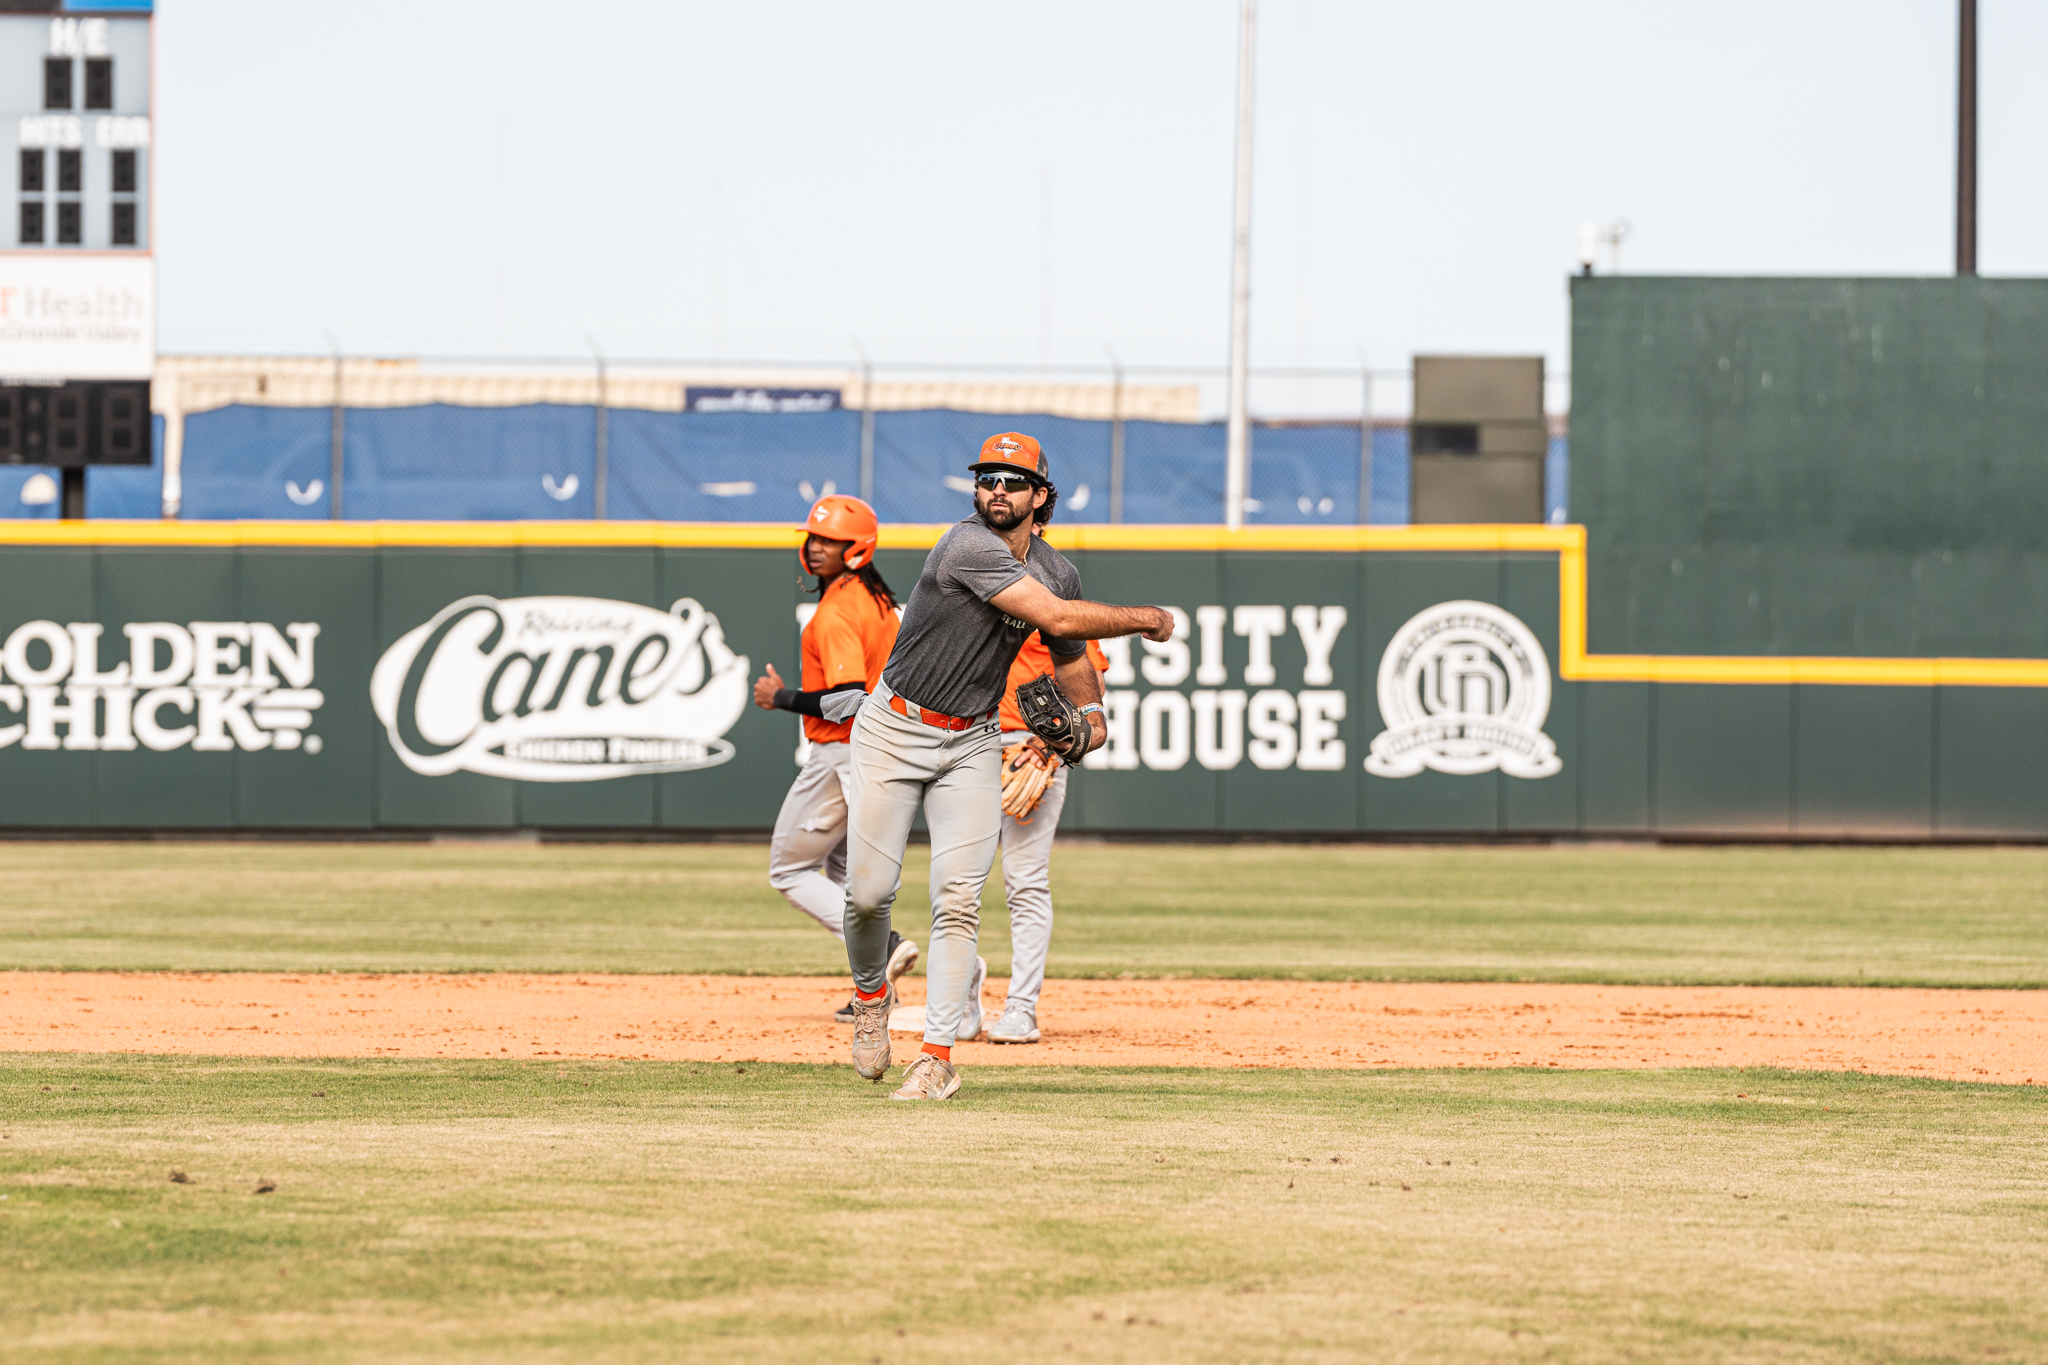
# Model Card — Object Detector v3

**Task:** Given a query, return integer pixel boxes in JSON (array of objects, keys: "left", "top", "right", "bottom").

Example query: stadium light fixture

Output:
[
  {"left": 1578, "top": 219, "right": 1631, "bottom": 275},
  {"left": 1224, "top": 0, "right": 1256, "bottom": 531}
]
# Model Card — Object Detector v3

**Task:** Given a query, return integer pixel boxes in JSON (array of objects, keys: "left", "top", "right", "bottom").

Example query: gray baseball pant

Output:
[
  {"left": 768, "top": 739, "right": 851, "bottom": 939},
  {"left": 997, "top": 729, "right": 1068, "bottom": 1013},
  {"left": 842, "top": 678, "right": 1003, "bottom": 1048}
]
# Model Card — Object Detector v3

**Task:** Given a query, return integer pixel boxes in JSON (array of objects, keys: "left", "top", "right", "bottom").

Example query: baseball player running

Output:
[
  {"left": 752, "top": 494, "right": 918, "bottom": 1020},
  {"left": 840, "top": 432, "right": 1172, "bottom": 1101},
  {"left": 987, "top": 514, "right": 1108, "bottom": 1044}
]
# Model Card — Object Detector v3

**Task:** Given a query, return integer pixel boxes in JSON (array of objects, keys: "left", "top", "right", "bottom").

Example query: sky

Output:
[{"left": 153, "top": 1, "right": 2044, "bottom": 413}]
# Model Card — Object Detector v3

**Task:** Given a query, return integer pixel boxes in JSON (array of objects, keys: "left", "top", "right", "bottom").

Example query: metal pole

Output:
[
  {"left": 1957, "top": 0, "right": 1977, "bottom": 275},
  {"left": 1106, "top": 344, "right": 1125, "bottom": 524},
  {"left": 588, "top": 336, "right": 608, "bottom": 520},
  {"left": 856, "top": 343, "right": 875, "bottom": 505},
  {"left": 159, "top": 371, "right": 182, "bottom": 520},
  {"left": 1223, "top": 0, "right": 1257, "bottom": 530},
  {"left": 1357, "top": 363, "right": 1373, "bottom": 526},
  {"left": 328, "top": 337, "right": 344, "bottom": 521}
]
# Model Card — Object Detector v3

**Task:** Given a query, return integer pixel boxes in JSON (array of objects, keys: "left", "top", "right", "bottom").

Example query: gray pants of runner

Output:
[
  {"left": 768, "top": 740, "right": 851, "bottom": 940},
  {"left": 843, "top": 678, "right": 1003, "bottom": 1048},
  {"left": 997, "top": 728, "right": 1067, "bottom": 1014}
]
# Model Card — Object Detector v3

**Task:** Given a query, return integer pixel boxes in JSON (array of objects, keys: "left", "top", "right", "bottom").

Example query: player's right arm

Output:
[
  {"left": 755, "top": 662, "right": 866, "bottom": 718},
  {"left": 756, "top": 591, "right": 881, "bottom": 722},
  {"left": 988, "top": 575, "right": 1173, "bottom": 643}
]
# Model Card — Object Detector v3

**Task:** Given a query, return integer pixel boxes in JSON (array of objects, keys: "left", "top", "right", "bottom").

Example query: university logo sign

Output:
[
  {"left": 1365, "top": 600, "right": 1562, "bottom": 779},
  {"left": 371, "top": 596, "right": 750, "bottom": 782}
]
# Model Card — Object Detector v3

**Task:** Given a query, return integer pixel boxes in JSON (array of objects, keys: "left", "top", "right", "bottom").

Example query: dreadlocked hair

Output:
[
  {"left": 805, "top": 562, "right": 899, "bottom": 612},
  {"left": 1033, "top": 483, "right": 1059, "bottom": 526}
]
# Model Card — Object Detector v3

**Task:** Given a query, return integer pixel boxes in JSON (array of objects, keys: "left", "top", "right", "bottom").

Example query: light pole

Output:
[
  {"left": 1957, "top": 0, "right": 1977, "bottom": 275},
  {"left": 1224, "top": 0, "right": 1256, "bottom": 530}
]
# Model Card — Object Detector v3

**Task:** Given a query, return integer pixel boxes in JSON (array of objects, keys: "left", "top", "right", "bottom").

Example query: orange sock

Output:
[
  {"left": 921, "top": 1042, "right": 951, "bottom": 1062},
  {"left": 856, "top": 985, "right": 888, "bottom": 1002}
]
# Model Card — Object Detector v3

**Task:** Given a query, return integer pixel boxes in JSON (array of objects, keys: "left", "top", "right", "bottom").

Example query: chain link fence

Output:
[{"left": 2, "top": 356, "right": 1569, "bottom": 523}]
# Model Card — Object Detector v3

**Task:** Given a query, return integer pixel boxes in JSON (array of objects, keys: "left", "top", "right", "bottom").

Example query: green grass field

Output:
[
  {"left": 6, "top": 840, "right": 2044, "bottom": 1360},
  {"left": 1, "top": 840, "right": 2045, "bottom": 986},
  {"left": 3, "top": 1057, "right": 2043, "bottom": 1364}
]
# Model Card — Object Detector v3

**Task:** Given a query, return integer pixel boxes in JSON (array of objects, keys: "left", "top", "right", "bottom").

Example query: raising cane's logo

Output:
[{"left": 370, "top": 596, "right": 750, "bottom": 782}]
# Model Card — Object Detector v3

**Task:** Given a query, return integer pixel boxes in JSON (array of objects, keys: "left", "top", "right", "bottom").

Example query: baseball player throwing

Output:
[
  {"left": 752, "top": 494, "right": 918, "bottom": 1019},
  {"left": 840, "top": 432, "right": 1172, "bottom": 1100}
]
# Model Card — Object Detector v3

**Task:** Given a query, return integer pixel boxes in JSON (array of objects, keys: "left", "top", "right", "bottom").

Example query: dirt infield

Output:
[{"left": 3, "top": 971, "right": 2041, "bottom": 1083}]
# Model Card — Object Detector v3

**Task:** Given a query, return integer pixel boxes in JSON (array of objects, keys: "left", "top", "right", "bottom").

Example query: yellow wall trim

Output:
[
  {"left": 0, "top": 520, "right": 2037, "bottom": 686},
  {"left": 0, "top": 520, "right": 1582, "bottom": 552}
]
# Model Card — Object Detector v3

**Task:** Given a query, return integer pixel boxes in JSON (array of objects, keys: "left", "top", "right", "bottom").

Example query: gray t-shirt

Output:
[{"left": 881, "top": 518, "right": 1087, "bottom": 717}]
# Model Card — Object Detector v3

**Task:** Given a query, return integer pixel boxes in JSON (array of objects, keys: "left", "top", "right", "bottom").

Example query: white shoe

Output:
[
  {"left": 985, "top": 1001, "right": 1040, "bottom": 1044},
  {"left": 886, "top": 932, "right": 920, "bottom": 985},
  {"left": 889, "top": 1053, "right": 960, "bottom": 1101},
  {"left": 957, "top": 955, "right": 989, "bottom": 1041}
]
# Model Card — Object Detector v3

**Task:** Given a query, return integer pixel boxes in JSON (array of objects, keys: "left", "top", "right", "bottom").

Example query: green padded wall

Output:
[{"left": 1571, "top": 276, "right": 2048, "bottom": 657}]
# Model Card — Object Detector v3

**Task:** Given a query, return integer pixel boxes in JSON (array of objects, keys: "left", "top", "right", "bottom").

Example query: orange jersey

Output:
[
  {"left": 801, "top": 574, "right": 900, "bottom": 743},
  {"left": 999, "top": 633, "right": 1109, "bottom": 733}
]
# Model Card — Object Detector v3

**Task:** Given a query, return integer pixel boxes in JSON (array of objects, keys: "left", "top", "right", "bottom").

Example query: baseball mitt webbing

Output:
[{"left": 1014, "top": 673, "right": 1089, "bottom": 766}]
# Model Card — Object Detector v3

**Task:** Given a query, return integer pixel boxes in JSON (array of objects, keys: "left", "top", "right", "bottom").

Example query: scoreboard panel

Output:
[
  {"left": 0, "top": 3, "right": 153, "bottom": 489},
  {"left": 0, "top": 11, "right": 150, "bottom": 251}
]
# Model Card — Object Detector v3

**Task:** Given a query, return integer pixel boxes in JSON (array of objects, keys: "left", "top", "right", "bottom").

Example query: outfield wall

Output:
[
  {"left": 1572, "top": 276, "right": 2048, "bottom": 658},
  {"left": 0, "top": 522, "right": 2043, "bottom": 839}
]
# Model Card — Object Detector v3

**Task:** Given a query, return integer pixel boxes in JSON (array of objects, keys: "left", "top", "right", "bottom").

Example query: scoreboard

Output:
[{"left": 0, "top": 1, "right": 153, "bottom": 500}]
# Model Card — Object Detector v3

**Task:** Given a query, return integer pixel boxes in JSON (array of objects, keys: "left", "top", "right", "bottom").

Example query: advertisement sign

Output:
[
  {"left": 370, "top": 595, "right": 749, "bottom": 782},
  {"left": 0, "top": 254, "right": 153, "bottom": 379},
  {"left": 0, "top": 527, "right": 2038, "bottom": 839},
  {"left": 685, "top": 387, "right": 840, "bottom": 414},
  {"left": 1364, "top": 600, "right": 1560, "bottom": 778}
]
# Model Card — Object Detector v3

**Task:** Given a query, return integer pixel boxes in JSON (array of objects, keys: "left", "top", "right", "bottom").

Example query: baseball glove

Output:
[
  {"left": 1014, "top": 673, "right": 1090, "bottom": 766},
  {"left": 1000, "top": 743, "right": 1057, "bottom": 820}
]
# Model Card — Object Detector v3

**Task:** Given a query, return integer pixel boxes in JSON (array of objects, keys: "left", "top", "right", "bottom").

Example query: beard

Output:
[{"left": 977, "top": 495, "right": 1032, "bottom": 531}]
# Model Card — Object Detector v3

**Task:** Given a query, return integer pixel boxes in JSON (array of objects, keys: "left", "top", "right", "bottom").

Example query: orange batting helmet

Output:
[{"left": 800, "top": 493, "right": 880, "bottom": 572}]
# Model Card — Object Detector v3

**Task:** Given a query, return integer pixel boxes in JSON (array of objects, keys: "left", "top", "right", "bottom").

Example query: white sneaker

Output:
[
  {"left": 957, "top": 955, "right": 989, "bottom": 1041},
  {"left": 985, "top": 1001, "right": 1040, "bottom": 1044},
  {"left": 886, "top": 932, "right": 920, "bottom": 985},
  {"left": 889, "top": 1053, "right": 960, "bottom": 1101}
]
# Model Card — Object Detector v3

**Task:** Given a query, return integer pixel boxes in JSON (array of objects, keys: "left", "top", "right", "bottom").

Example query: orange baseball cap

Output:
[{"left": 970, "top": 431, "right": 1051, "bottom": 484}]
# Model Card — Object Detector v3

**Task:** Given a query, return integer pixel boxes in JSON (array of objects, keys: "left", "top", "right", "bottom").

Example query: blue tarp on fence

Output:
[
  {"left": 610, "top": 409, "right": 861, "bottom": 522},
  {"left": 1, "top": 405, "right": 1569, "bottom": 524},
  {"left": 341, "top": 404, "right": 598, "bottom": 520},
  {"left": 181, "top": 406, "right": 331, "bottom": 520}
]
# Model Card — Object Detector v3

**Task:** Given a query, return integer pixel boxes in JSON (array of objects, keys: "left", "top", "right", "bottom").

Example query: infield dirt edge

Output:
[{"left": 3, "top": 970, "right": 2041, "bottom": 1086}]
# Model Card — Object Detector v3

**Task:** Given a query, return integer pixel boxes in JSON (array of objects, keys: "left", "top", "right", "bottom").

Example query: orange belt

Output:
[{"left": 888, "top": 694, "right": 994, "bottom": 732}]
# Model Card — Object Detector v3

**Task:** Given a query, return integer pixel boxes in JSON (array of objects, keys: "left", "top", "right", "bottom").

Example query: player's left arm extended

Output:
[
  {"left": 988, "top": 575, "right": 1173, "bottom": 643},
  {"left": 1050, "top": 650, "right": 1108, "bottom": 754}
]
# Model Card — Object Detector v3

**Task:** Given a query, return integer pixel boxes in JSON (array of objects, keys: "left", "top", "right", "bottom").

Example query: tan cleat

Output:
[
  {"left": 849, "top": 986, "right": 894, "bottom": 1081},
  {"left": 888, "top": 1053, "right": 961, "bottom": 1101}
]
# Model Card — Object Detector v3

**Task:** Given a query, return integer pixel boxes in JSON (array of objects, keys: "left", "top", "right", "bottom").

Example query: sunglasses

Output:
[{"left": 975, "top": 473, "right": 1034, "bottom": 493}]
